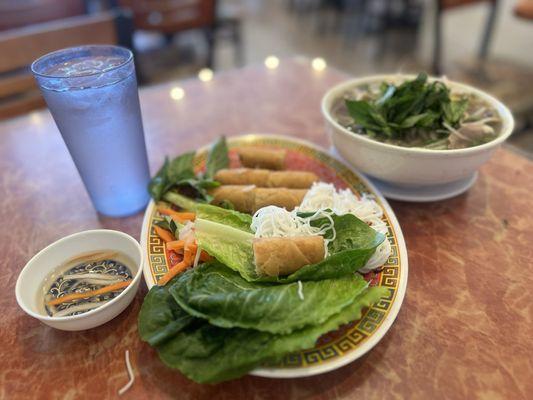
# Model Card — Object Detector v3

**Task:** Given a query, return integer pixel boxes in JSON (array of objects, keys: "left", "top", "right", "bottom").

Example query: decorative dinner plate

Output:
[{"left": 140, "top": 134, "right": 408, "bottom": 379}]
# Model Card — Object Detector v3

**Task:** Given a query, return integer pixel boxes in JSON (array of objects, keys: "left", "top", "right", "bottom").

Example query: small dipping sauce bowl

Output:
[{"left": 15, "top": 230, "right": 143, "bottom": 331}]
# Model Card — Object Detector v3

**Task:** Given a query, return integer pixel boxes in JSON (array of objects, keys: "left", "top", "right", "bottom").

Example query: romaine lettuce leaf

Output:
[
  {"left": 194, "top": 218, "right": 257, "bottom": 280},
  {"left": 169, "top": 262, "right": 369, "bottom": 334},
  {"left": 196, "top": 204, "right": 253, "bottom": 232},
  {"left": 138, "top": 279, "right": 196, "bottom": 346},
  {"left": 156, "top": 285, "right": 388, "bottom": 384}
]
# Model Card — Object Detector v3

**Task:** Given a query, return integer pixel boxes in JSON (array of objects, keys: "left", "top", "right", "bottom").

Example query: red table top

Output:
[{"left": 1, "top": 58, "right": 531, "bottom": 399}]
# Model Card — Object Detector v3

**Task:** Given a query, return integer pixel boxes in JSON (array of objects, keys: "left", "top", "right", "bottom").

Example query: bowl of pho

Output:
[
  {"left": 322, "top": 73, "right": 514, "bottom": 200},
  {"left": 15, "top": 230, "right": 143, "bottom": 331}
]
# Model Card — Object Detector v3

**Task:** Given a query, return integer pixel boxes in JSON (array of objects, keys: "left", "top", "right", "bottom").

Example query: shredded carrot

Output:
[
  {"left": 158, "top": 244, "right": 197, "bottom": 286},
  {"left": 166, "top": 240, "right": 185, "bottom": 251},
  {"left": 171, "top": 213, "right": 196, "bottom": 223},
  {"left": 154, "top": 226, "right": 175, "bottom": 243},
  {"left": 157, "top": 206, "right": 196, "bottom": 223},
  {"left": 47, "top": 280, "right": 132, "bottom": 306},
  {"left": 199, "top": 251, "right": 213, "bottom": 262}
]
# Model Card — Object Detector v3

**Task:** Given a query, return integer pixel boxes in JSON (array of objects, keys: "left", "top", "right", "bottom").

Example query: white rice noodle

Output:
[
  {"left": 52, "top": 300, "right": 110, "bottom": 317},
  {"left": 359, "top": 239, "right": 391, "bottom": 274},
  {"left": 297, "top": 280, "right": 304, "bottom": 300},
  {"left": 299, "top": 182, "right": 387, "bottom": 233},
  {"left": 118, "top": 350, "right": 135, "bottom": 395},
  {"left": 62, "top": 273, "right": 123, "bottom": 282},
  {"left": 299, "top": 182, "right": 391, "bottom": 271},
  {"left": 178, "top": 221, "right": 196, "bottom": 245},
  {"left": 251, "top": 206, "right": 335, "bottom": 258},
  {"left": 193, "top": 245, "right": 202, "bottom": 268},
  {"left": 70, "top": 278, "right": 125, "bottom": 286}
]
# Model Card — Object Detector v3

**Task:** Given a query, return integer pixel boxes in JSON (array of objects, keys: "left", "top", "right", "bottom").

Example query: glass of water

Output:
[{"left": 32, "top": 45, "right": 150, "bottom": 217}]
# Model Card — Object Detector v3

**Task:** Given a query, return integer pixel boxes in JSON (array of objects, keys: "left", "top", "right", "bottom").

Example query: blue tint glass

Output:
[{"left": 32, "top": 45, "right": 150, "bottom": 217}]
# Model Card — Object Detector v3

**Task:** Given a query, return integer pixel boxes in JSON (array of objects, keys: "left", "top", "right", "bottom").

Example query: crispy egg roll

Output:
[
  {"left": 210, "top": 185, "right": 256, "bottom": 213},
  {"left": 214, "top": 168, "right": 318, "bottom": 189},
  {"left": 210, "top": 186, "right": 308, "bottom": 213},
  {"left": 253, "top": 236, "right": 325, "bottom": 277},
  {"left": 253, "top": 188, "right": 307, "bottom": 213},
  {"left": 214, "top": 169, "right": 270, "bottom": 187},
  {"left": 267, "top": 171, "right": 318, "bottom": 188},
  {"left": 238, "top": 147, "right": 286, "bottom": 170}
]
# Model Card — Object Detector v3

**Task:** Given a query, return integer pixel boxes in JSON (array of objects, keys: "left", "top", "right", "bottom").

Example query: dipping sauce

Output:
[{"left": 40, "top": 251, "right": 135, "bottom": 318}]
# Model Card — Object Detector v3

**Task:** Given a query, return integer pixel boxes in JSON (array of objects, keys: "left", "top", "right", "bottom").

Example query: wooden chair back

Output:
[
  {"left": 0, "top": 12, "right": 119, "bottom": 120},
  {"left": 440, "top": 0, "right": 493, "bottom": 8},
  {"left": 119, "top": 0, "right": 216, "bottom": 33},
  {"left": 515, "top": 0, "right": 533, "bottom": 20},
  {"left": 0, "top": 0, "right": 86, "bottom": 31}
]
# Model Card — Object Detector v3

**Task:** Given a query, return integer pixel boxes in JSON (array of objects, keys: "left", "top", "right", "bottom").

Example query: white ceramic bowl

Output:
[
  {"left": 15, "top": 230, "right": 143, "bottom": 331},
  {"left": 322, "top": 74, "right": 514, "bottom": 188}
]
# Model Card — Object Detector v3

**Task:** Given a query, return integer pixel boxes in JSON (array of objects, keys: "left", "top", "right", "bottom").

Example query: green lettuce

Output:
[
  {"left": 196, "top": 204, "right": 253, "bottom": 232},
  {"left": 153, "top": 285, "right": 388, "bottom": 384},
  {"left": 138, "top": 204, "right": 389, "bottom": 384},
  {"left": 194, "top": 207, "right": 385, "bottom": 282},
  {"left": 138, "top": 279, "right": 196, "bottom": 346},
  {"left": 169, "top": 262, "right": 369, "bottom": 334}
]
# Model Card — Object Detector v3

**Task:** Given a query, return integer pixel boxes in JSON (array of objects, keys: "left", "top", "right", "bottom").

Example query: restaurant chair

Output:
[
  {"left": 0, "top": 0, "right": 87, "bottom": 31},
  {"left": 514, "top": 0, "right": 533, "bottom": 19},
  {"left": 433, "top": 0, "right": 500, "bottom": 75},
  {"left": 0, "top": 10, "right": 133, "bottom": 120},
  {"left": 114, "top": 0, "right": 242, "bottom": 68},
  {"left": 115, "top": 0, "right": 217, "bottom": 67}
]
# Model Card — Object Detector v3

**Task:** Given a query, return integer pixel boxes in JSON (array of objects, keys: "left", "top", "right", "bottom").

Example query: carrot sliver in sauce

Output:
[{"left": 47, "top": 280, "right": 132, "bottom": 306}]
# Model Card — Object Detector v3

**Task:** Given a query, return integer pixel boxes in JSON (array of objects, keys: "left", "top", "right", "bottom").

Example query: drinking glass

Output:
[{"left": 32, "top": 45, "right": 150, "bottom": 217}]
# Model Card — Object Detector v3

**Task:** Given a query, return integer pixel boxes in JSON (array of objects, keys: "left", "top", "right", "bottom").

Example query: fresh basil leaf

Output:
[
  {"left": 177, "top": 178, "right": 220, "bottom": 203},
  {"left": 148, "top": 152, "right": 196, "bottom": 201},
  {"left": 345, "top": 99, "right": 392, "bottom": 137},
  {"left": 205, "top": 136, "right": 229, "bottom": 179},
  {"left": 166, "top": 152, "right": 195, "bottom": 183},
  {"left": 148, "top": 158, "right": 170, "bottom": 201},
  {"left": 443, "top": 98, "right": 468, "bottom": 126},
  {"left": 344, "top": 72, "right": 470, "bottom": 144},
  {"left": 376, "top": 84, "right": 396, "bottom": 106}
]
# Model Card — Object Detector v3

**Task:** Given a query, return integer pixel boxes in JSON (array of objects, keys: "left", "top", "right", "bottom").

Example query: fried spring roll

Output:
[
  {"left": 215, "top": 169, "right": 270, "bottom": 187},
  {"left": 238, "top": 148, "right": 286, "bottom": 170},
  {"left": 210, "top": 186, "right": 307, "bottom": 213},
  {"left": 253, "top": 188, "right": 307, "bottom": 212},
  {"left": 214, "top": 168, "right": 318, "bottom": 189},
  {"left": 253, "top": 236, "right": 325, "bottom": 277},
  {"left": 210, "top": 185, "right": 256, "bottom": 212}
]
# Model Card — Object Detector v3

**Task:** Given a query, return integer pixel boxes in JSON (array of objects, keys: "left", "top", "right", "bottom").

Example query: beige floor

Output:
[
  {"left": 138, "top": 0, "right": 533, "bottom": 156},
  {"left": 217, "top": 0, "right": 533, "bottom": 73}
]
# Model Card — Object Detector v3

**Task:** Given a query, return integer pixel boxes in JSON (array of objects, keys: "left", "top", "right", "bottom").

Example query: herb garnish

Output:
[
  {"left": 345, "top": 73, "right": 468, "bottom": 142},
  {"left": 148, "top": 136, "right": 229, "bottom": 202}
]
